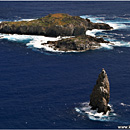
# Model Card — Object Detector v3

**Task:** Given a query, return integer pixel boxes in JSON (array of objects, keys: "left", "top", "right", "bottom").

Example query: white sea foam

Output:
[
  {"left": 0, "top": 34, "right": 33, "bottom": 42},
  {"left": 0, "top": 33, "right": 76, "bottom": 53},
  {"left": 41, "top": 44, "right": 64, "bottom": 53},
  {"left": 0, "top": 14, "right": 130, "bottom": 53},
  {"left": 1, "top": 33, "right": 130, "bottom": 53},
  {"left": 0, "top": 18, "right": 35, "bottom": 23},
  {"left": 75, "top": 102, "right": 116, "bottom": 122},
  {"left": 81, "top": 15, "right": 130, "bottom": 30},
  {"left": 80, "top": 15, "right": 104, "bottom": 23},
  {"left": 84, "top": 15, "right": 130, "bottom": 50},
  {"left": 86, "top": 29, "right": 104, "bottom": 37},
  {"left": 0, "top": 33, "right": 61, "bottom": 49},
  {"left": 17, "top": 19, "right": 36, "bottom": 22},
  {"left": 26, "top": 35, "right": 76, "bottom": 52},
  {"left": 102, "top": 39, "right": 130, "bottom": 48},
  {"left": 104, "top": 17, "right": 130, "bottom": 30},
  {"left": 26, "top": 35, "right": 61, "bottom": 49},
  {"left": 0, "top": 20, "right": 3, "bottom": 23},
  {"left": 100, "top": 43, "right": 114, "bottom": 50},
  {"left": 106, "top": 22, "right": 127, "bottom": 30},
  {"left": 120, "top": 103, "right": 130, "bottom": 107},
  {"left": 41, "top": 44, "right": 78, "bottom": 53},
  {"left": 113, "top": 41, "right": 130, "bottom": 47}
]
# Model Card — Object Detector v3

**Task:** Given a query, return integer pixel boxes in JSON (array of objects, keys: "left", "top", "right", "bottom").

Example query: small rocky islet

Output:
[
  {"left": 45, "top": 35, "right": 109, "bottom": 52},
  {"left": 90, "top": 68, "right": 111, "bottom": 114},
  {"left": 0, "top": 13, "right": 113, "bottom": 52}
]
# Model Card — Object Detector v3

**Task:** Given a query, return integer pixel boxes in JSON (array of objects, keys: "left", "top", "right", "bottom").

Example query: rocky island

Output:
[
  {"left": 45, "top": 35, "right": 109, "bottom": 52},
  {"left": 0, "top": 13, "right": 113, "bottom": 52},
  {"left": 89, "top": 68, "right": 111, "bottom": 114}
]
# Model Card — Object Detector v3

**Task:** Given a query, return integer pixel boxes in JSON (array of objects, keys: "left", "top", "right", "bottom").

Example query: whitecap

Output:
[
  {"left": 80, "top": 15, "right": 104, "bottom": 23},
  {"left": 106, "top": 22, "right": 127, "bottom": 30},
  {"left": 0, "top": 33, "right": 77, "bottom": 53},
  {"left": 1, "top": 33, "right": 130, "bottom": 53},
  {"left": 17, "top": 19, "right": 36, "bottom": 22},
  {"left": 75, "top": 102, "right": 117, "bottom": 122},
  {"left": 123, "top": 14, "right": 130, "bottom": 17},
  {"left": 0, "top": 18, "right": 36, "bottom": 23},
  {"left": 113, "top": 41, "right": 130, "bottom": 47},
  {"left": 100, "top": 43, "right": 114, "bottom": 50},
  {"left": 84, "top": 15, "right": 130, "bottom": 50},
  {"left": 0, "top": 33, "right": 33, "bottom": 43},
  {"left": 120, "top": 103, "right": 130, "bottom": 107},
  {"left": 81, "top": 14, "right": 130, "bottom": 30},
  {"left": 0, "top": 14, "right": 130, "bottom": 53},
  {"left": 107, "top": 19, "right": 130, "bottom": 24},
  {"left": 86, "top": 29, "right": 104, "bottom": 37},
  {"left": 103, "top": 17, "right": 130, "bottom": 30},
  {"left": 0, "top": 19, "right": 5, "bottom": 23}
]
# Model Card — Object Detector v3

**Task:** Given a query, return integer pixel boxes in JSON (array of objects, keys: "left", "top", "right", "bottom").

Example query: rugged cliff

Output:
[
  {"left": 0, "top": 13, "right": 112, "bottom": 37},
  {"left": 89, "top": 68, "right": 111, "bottom": 113}
]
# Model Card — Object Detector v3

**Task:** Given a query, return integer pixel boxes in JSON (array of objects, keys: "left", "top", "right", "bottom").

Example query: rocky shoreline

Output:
[
  {"left": 0, "top": 13, "right": 113, "bottom": 52},
  {"left": 43, "top": 35, "right": 110, "bottom": 52}
]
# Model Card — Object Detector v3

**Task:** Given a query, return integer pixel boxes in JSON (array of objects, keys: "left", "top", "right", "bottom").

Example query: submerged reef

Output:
[{"left": 90, "top": 68, "right": 111, "bottom": 114}]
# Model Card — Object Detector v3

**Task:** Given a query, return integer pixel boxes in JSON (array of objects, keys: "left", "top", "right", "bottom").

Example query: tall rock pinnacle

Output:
[{"left": 89, "top": 68, "right": 110, "bottom": 113}]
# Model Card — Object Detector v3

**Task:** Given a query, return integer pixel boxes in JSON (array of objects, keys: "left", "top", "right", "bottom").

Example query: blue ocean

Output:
[{"left": 0, "top": 1, "right": 130, "bottom": 129}]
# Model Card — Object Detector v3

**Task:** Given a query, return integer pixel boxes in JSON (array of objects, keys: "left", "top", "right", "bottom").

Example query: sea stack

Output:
[{"left": 89, "top": 68, "right": 110, "bottom": 113}]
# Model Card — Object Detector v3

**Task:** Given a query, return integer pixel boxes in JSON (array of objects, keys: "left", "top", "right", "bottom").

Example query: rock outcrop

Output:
[
  {"left": 44, "top": 35, "right": 110, "bottom": 52},
  {"left": 89, "top": 68, "right": 110, "bottom": 113},
  {"left": 0, "top": 13, "right": 113, "bottom": 37}
]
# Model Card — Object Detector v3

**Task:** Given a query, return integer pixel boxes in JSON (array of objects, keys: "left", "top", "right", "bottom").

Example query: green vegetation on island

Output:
[{"left": 0, "top": 13, "right": 113, "bottom": 52}]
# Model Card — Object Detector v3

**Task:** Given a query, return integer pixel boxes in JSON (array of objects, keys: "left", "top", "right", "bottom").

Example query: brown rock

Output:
[
  {"left": 0, "top": 13, "right": 113, "bottom": 37},
  {"left": 89, "top": 68, "right": 110, "bottom": 113},
  {"left": 44, "top": 35, "right": 110, "bottom": 52}
]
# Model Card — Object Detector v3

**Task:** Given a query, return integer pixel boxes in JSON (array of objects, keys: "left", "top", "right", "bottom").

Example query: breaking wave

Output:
[
  {"left": 80, "top": 15, "right": 104, "bottom": 23},
  {"left": 17, "top": 19, "right": 36, "bottom": 22},
  {"left": 80, "top": 15, "right": 130, "bottom": 30},
  {"left": 86, "top": 29, "right": 104, "bottom": 37},
  {"left": 75, "top": 102, "right": 117, "bottom": 122},
  {"left": 100, "top": 43, "right": 114, "bottom": 50},
  {"left": 83, "top": 14, "right": 130, "bottom": 50},
  {"left": 0, "top": 33, "right": 74, "bottom": 53},
  {"left": 0, "top": 33, "right": 115, "bottom": 52},
  {"left": 0, "top": 14, "right": 130, "bottom": 53}
]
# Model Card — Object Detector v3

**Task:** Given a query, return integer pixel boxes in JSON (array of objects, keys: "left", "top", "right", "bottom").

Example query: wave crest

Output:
[{"left": 75, "top": 102, "right": 117, "bottom": 122}]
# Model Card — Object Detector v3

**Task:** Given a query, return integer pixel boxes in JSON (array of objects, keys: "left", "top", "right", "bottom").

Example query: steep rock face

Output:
[
  {"left": 0, "top": 13, "right": 113, "bottom": 37},
  {"left": 44, "top": 35, "right": 110, "bottom": 52},
  {"left": 89, "top": 68, "right": 110, "bottom": 113}
]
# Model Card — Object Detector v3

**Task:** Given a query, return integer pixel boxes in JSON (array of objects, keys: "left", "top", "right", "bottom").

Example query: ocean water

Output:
[{"left": 0, "top": 1, "right": 130, "bottom": 129}]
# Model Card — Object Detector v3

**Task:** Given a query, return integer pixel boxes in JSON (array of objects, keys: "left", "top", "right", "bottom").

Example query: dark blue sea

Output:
[{"left": 0, "top": 1, "right": 130, "bottom": 129}]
